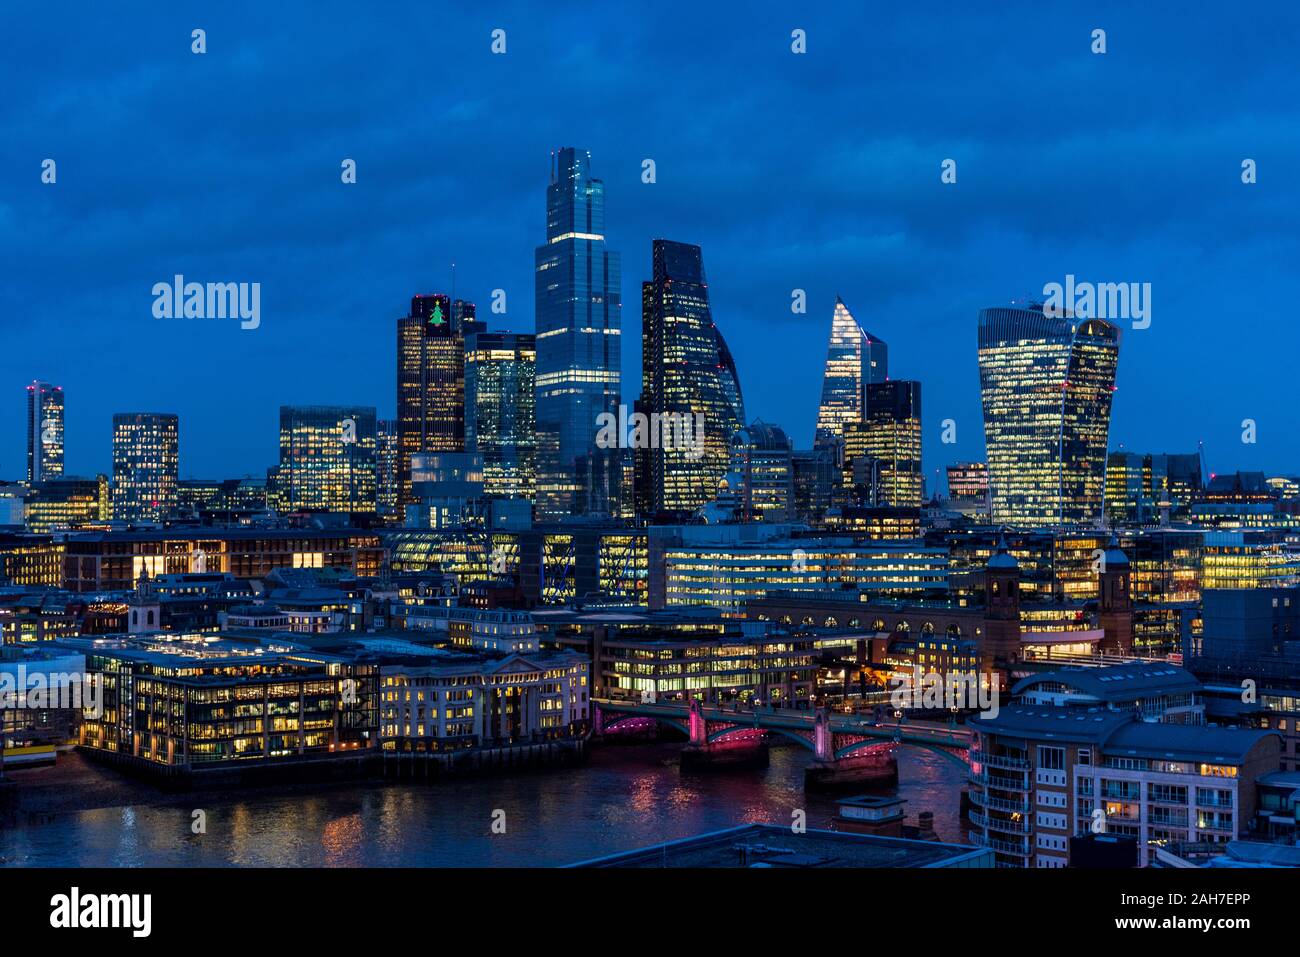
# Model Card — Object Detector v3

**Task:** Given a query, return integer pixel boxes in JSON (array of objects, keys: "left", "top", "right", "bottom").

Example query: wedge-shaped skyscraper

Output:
[
  {"left": 977, "top": 303, "right": 1120, "bottom": 529},
  {"left": 814, "top": 297, "right": 887, "bottom": 449}
]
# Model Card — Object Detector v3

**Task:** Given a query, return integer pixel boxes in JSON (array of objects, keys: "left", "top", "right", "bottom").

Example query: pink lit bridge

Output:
[{"left": 592, "top": 699, "right": 973, "bottom": 785}]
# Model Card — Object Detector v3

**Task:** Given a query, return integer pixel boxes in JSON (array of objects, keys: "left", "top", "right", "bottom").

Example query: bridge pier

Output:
[
  {"left": 680, "top": 699, "right": 769, "bottom": 771},
  {"left": 804, "top": 707, "right": 898, "bottom": 791}
]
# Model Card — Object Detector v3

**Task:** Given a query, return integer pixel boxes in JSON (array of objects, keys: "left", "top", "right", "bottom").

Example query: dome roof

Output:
[{"left": 988, "top": 533, "right": 1019, "bottom": 569}]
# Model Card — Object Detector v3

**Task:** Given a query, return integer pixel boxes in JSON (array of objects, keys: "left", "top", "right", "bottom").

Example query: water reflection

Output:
[{"left": 1, "top": 741, "right": 966, "bottom": 867}]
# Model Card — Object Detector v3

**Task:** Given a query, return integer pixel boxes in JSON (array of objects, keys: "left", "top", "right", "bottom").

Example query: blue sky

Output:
[{"left": 2, "top": 1, "right": 1298, "bottom": 486}]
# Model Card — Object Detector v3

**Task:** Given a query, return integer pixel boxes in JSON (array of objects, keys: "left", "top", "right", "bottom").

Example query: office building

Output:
[
  {"left": 534, "top": 147, "right": 623, "bottom": 519},
  {"left": 397, "top": 293, "right": 480, "bottom": 507},
  {"left": 464, "top": 331, "right": 537, "bottom": 500},
  {"left": 729, "top": 421, "right": 794, "bottom": 523},
  {"left": 860, "top": 379, "right": 923, "bottom": 508},
  {"left": 25, "top": 380, "right": 64, "bottom": 483},
  {"left": 637, "top": 239, "right": 745, "bottom": 515},
  {"left": 24, "top": 476, "right": 109, "bottom": 532},
  {"left": 376, "top": 418, "right": 400, "bottom": 521},
  {"left": 277, "top": 405, "right": 377, "bottom": 514},
  {"left": 111, "top": 412, "right": 179, "bottom": 522},
  {"left": 977, "top": 303, "right": 1120, "bottom": 528}
]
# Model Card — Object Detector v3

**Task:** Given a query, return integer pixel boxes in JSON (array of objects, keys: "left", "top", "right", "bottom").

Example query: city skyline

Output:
[{"left": 5, "top": 5, "right": 1299, "bottom": 482}]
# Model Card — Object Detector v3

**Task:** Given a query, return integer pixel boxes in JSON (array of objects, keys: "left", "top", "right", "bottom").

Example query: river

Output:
[{"left": 0, "top": 741, "right": 967, "bottom": 867}]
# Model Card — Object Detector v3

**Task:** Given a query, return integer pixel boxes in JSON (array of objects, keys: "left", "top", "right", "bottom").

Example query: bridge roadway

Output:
[{"left": 593, "top": 699, "right": 973, "bottom": 755}]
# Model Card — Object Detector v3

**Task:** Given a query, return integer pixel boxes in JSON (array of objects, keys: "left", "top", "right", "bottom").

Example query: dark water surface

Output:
[{"left": 0, "top": 742, "right": 966, "bottom": 867}]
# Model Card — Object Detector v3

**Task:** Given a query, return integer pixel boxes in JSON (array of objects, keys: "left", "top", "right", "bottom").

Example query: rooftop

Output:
[{"left": 566, "top": 824, "right": 990, "bottom": 869}]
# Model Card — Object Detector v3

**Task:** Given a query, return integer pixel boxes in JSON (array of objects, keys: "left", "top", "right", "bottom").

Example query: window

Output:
[{"left": 1038, "top": 746, "right": 1065, "bottom": 771}]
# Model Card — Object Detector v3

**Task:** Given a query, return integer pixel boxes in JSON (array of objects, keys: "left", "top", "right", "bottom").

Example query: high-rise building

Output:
[
  {"left": 397, "top": 294, "right": 479, "bottom": 507},
  {"left": 814, "top": 297, "right": 887, "bottom": 450},
  {"left": 637, "top": 240, "right": 746, "bottom": 516},
  {"left": 277, "top": 405, "right": 377, "bottom": 514},
  {"left": 534, "top": 147, "right": 623, "bottom": 520},
  {"left": 26, "top": 381, "right": 64, "bottom": 483},
  {"left": 977, "top": 303, "right": 1120, "bottom": 529},
  {"left": 791, "top": 448, "right": 836, "bottom": 525},
  {"left": 376, "top": 419, "right": 400, "bottom": 521},
  {"left": 861, "top": 380, "right": 923, "bottom": 508},
  {"left": 465, "top": 331, "right": 537, "bottom": 500},
  {"left": 111, "top": 413, "right": 179, "bottom": 522},
  {"left": 729, "top": 421, "right": 794, "bottom": 522}
]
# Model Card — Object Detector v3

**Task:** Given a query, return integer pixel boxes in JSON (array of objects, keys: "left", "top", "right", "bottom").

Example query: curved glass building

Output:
[
  {"left": 637, "top": 239, "right": 746, "bottom": 515},
  {"left": 977, "top": 303, "right": 1120, "bottom": 529}
]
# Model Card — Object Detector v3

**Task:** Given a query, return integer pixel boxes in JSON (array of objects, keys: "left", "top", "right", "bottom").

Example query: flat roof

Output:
[{"left": 566, "top": 824, "right": 990, "bottom": 868}]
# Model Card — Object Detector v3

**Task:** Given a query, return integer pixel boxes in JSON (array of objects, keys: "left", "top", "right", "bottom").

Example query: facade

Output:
[
  {"left": 969, "top": 705, "right": 1280, "bottom": 867},
  {"left": 76, "top": 635, "right": 379, "bottom": 766},
  {"left": 860, "top": 379, "right": 923, "bottom": 508},
  {"left": 590, "top": 620, "right": 816, "bottom": 707},
  {"left": 533, "top": 147, "right": 622, "bottom": 520},
  {"left": 791, "top": 447, "right": 836, "bottom": 525},
  {"left": 637, "top": 239, "right": 746, "bottom": 516},
  {"left": 24, "top": 476, "right": 109, "bottom": 532},
  {"left": 277, "top": 405, "right": 377, "bottom": 514},
  {"left": 25, "top": 380, "right": 64, "bottom": 484},
  {"left": 61, "top": 528, "right": 384, "bottom": 591},
  {"left": 375, "top": 418, "right": 400, "bottom": 521},
  {"left": 381, "top": 649, "right": 589, "bottom": 749},
  {"left": 464, "top": 331, "right": 537, "bottom": 500},
  {"left": 396, "top": 294, "right": 479, "bottom": 507},
  {"left": 977, "top": 303, "right": 1120, "bottom": 529},
  {"left": 814, "top": 297, "right": 886, "bottom": 449},
  {"left": 1106, "top": 450, "right": 1205, "bottom": 522},
  {"left": 946, "top": 462, "right": 991, "bottom": 519},
  {"left": 729, "top": 421, "right": 794, "bottom": 523},
  {"left": 176, "top": 477, "right": 267, "bottom": 520},
  {"left": 111, "top": 412, "right": 179, "bottom": 522},
  {"left": 648, "top": 526, "right": 950, "bottom": 613}
]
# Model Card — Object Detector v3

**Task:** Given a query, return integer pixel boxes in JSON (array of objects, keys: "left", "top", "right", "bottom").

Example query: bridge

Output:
[{"left": 593, "top": 699, "right": 972, "bottom": 788}]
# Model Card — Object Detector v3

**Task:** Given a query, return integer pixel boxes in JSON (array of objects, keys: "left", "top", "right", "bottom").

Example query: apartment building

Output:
[{"left": 969, "top": 705, "right": 1280, "bottom": 867}]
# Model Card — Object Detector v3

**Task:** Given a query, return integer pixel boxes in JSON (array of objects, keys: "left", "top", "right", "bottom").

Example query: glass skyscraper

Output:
[
  {"left": 465, "top": 331, "right": 537, "bottom": 500},
  {"left": 111, "top": 412, "right": 179, "bottom": 522},
  {"left": 855, "top": 379, "right": 923, "bottom": 508},
  {"left": 26, "top": 380, "right": 64, "bottom": 483},
  {"left": 277, "top": 405, "right": 377, "bottom": 514},
  {"left": 977, "top": 303, "right": 1120, "bottom": 529},
  {"left": 637, "top": 239, "right": 745, "bottom": 515},
  {"left": 533, "top": 147, "right": 622, "bottom": 519},
  {"left": 814, "top": 297, "right": 887, "bottom": 450}
]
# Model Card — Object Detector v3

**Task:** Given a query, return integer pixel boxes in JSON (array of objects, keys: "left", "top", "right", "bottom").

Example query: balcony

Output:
[
  {"left": 971, "top": 749, "right": 1031, "bottom": 770},
  {"left": 969, "top": 810, "right": 1032, "bottom": 835},
  {"left": 968, "top": 789, "right": 1031, "bottom": 814},
  {"left": 979, "top": 770, "right": 1032, "bottom": 793},
  {"left": 969, "top": 831, "right": 1031, "bottom": 857}
]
